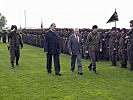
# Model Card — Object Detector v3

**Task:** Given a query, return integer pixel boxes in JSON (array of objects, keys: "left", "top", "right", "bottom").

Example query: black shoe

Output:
[
  {"left": 48, "top": 72, "right": 52, "bottom": 75},
  {"left": 78, "top": 72, "right": 83, "bottom": 75},
  {"left": 112, "top": 64, "right": 116, "bottom": 66},
  {"left": 129, "top": 67, "right": 133, "bottom": 71},
  {"left": 71, "top": 70, "right": 74, "bottom": 73},
  {"left": 88, "top": 65, "right": 92, "bottom": 71},
  {"left": 93, "top": 69, "right": 98, "bottom": 74},
  {"left": 11, "top": 63, "right": 14, "bottom": 68},
  {"left": 16, "top": 61, "right": 19, "bottom": 66},
  {"left": 55, "top": 73, "right": 62, "bottom": 76},
  {"left": 123, "top": 66, "right": 127, "bottom": 68},
  {"left": 122, "top": 66, "right": 127, "bottom": 68}
]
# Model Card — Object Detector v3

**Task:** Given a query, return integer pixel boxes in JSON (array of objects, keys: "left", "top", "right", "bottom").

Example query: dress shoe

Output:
[
  {"left": 112, "top": 63, "right": 116, "bottom": 66},
  {"left": 129, "top": 67, "right": 133, "bottom": 71},
  {"left": 16, "top": 61, "right": 19, "bottom": 66},
  {"left": 123, "top": 66, "right": 127, "bottom": 68},
  {"left": 48, "top": 72, "right": 52, "bottom": 75},
  {"left": 71, "top": 70, "right": 74, "bottom": 73},
  {"left": 78, "top": 72, "right": 83, "bottom": 75},
  {"left": 11, "top": 62, "right": 14, "bottom": 68},
  {"left": 55, "top": 73, "right": 62, "bottom": 76}
]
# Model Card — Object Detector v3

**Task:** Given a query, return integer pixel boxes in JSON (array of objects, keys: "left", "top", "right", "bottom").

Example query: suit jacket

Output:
[
  {"left": 68, "top": 34, "right": 82, "bottom": 55},
  {"left": 44, "top": 30, "right": 61, "bottom": 54}
]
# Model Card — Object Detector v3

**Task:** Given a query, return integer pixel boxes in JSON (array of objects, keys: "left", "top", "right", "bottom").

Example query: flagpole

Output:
[
  {"left": 115, "top": 21, "right": 116, "bottom": 28},
  {"left": 115, "top": 8, "right": 117, "bottom": 28},
  {"left": 41, "top": 17, "right": 43, "bottom": 29},
  {"left": 24, "top": 10, "right": 26, "bottom": 29}
]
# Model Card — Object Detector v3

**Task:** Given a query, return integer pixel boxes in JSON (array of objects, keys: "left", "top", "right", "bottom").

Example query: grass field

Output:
[{"left": 0, "top": 42, "right": 133, "bottom": 100}]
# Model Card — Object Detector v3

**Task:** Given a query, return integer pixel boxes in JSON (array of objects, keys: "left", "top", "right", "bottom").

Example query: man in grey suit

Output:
[{"left": 68, "top": 28, "right": 83, "bottom": 75}]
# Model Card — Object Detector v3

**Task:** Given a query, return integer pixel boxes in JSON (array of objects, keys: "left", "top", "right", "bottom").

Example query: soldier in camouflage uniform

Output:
[
  {"left": 118, "top": 28, "right": 127, "bottom": 68},
  {"left": 8, "top": 25, "right": 23, "bottom": 68},
  {"left": 86, "top": 25, "right": 102, "bottom": 74},
  {"left": 102, "top": 31, "right": 110, "bottom": 60},
  {"left": 109, "top": 27, "right": 117, "bottom": 66},
  {"left": 126, "top": 20, "right": 133, "bottom": 70}
]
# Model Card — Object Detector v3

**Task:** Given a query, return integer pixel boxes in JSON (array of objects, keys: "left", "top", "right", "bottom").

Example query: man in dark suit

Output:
[
  {"left": 68, "top": 28, "right": 83, "bottom": 75},
  {"left": 44, "top": 23, "right": 61, "bottom": 76}
]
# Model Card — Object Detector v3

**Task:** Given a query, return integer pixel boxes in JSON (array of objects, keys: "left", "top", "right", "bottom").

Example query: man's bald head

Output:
[{"left": 74, "top": 28, "right": 80, "bottom": 35}]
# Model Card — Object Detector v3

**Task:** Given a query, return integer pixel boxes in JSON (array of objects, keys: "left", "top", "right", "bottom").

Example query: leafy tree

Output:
[{"left": 0, "top": 13, "right": 7, "bottom": 29}]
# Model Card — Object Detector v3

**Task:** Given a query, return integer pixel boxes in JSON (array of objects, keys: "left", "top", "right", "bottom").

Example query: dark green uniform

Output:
[
  {"left": 118, "top": 33, "right": 127, "bottom": 68},
  {"left": 109, "top": 31, "right": 117, "bottom": 66},
  {"left": 8, "top": 31, "right": 23, "bottom": 68},
  {"left": 103, "top": 32, "right": 109, "bottom": 60},
  {"left": 127, "top": 28, "right": 133, "bottom": 70},
  {"left": 87, "top": 31, "right": 102, "bottom": 72}
]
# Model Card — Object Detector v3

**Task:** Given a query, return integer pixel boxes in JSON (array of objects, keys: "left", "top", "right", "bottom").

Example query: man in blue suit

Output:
[
  {"left": 44, "top": 23, "right": 61, "bottom": 76},
  {"left": 68, "top": 28, "right": 83, "bottom": 75}
]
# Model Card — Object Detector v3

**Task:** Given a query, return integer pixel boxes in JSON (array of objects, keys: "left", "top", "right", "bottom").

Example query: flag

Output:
[{"left": 106, "top": 9, "right": 119, "bottom": 23}]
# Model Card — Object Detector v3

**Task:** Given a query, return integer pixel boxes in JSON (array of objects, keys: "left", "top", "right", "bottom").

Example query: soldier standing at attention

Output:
[
  {"left": 118, "top": 28, "right": 128, "bottom": 68},
  {"left": 126, "top": 20, "right": 133, "bottom": 70},
  {"left": 109, "top": 27, "right": 117, "bottom": 66},
  {"left": 8, "top": 25, "right": 23, "bottom": 68},
  {"left": 86, "top": 25, "right": 102, "bottom": 74}
]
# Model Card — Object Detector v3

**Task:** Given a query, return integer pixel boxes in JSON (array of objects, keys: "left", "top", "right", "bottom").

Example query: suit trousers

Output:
[
  {"left": 71, "top": 54, "right": 82, "bottom": 73},
  {"left": 46, "top": 53, "right": 60, "bottom": 74}
]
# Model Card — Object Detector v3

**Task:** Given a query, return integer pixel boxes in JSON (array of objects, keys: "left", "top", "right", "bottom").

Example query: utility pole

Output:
[{"left": 24, "top": 10, "right": 26, "bottom": 29}]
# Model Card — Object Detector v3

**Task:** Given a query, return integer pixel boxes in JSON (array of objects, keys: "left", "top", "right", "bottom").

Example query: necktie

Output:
[{"left": 76, "top": 35, "right": 79, "bottom": 42}]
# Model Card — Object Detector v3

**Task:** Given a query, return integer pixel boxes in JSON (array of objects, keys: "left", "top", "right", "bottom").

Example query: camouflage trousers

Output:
[
  {"left": 119, "top": 49, "right": 127, "bottom": 66},
  {"left": 89, "top": 46, "right": 99, "bottom": 69},
  {"left": 9, "top": 46, "right": 20, "bottom": 63},
  {"left": 127, "top": 45, "right": 133, "bottom": 68},
  {"left": 109, "top": 48, "right": 116, "bottom": 65}
]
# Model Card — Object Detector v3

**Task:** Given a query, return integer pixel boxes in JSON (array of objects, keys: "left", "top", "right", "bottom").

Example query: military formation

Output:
[
  {"left": 1, "top": 20, "right": 133, "bottom": 75},
  {"left": 20, "top": 21, "right": 133, "bottom": 74}
]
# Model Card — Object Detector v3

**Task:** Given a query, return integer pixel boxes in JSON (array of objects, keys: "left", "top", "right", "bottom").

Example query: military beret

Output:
[
  {"left": 130, "top": 20, "right": 133, "bottom": 23},
  {"left": 11, "top": 25, "right": 17, "bottom": 30},
  {"left": 121, "top": 28, "right": 126, "bottom": 33},
  {"left": 92, "top": 25, "right": 98, "bottom": 29}
]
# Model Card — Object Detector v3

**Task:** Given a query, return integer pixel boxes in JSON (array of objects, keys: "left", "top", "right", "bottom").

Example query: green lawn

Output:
[{"left": 0, "top": 42, "right": 133, "bottom": 100}]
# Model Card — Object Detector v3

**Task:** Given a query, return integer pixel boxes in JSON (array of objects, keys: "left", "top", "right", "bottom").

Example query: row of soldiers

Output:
[
  {"left": 21, "top": 28, "right": 124, "bottom": 60},
  {"left": 21, "top": 22, "right": 133, "bottom": 70}
]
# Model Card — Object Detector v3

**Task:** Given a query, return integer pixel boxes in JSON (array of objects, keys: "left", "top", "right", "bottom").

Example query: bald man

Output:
[{"left": 68, "top": 28, "right": 83, "bottom": 75}]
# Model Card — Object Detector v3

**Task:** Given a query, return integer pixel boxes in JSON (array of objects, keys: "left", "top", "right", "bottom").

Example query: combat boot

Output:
[
  {"left": 88, "top": 63, "right": 92, "bottom": 71},
  {"left": 93, "top": 68, "right": 98, "bottom": 74}
]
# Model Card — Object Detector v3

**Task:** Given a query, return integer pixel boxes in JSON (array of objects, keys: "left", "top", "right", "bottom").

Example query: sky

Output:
[{"left": 0, "top": 0, "right": 133, "bottom": 29}]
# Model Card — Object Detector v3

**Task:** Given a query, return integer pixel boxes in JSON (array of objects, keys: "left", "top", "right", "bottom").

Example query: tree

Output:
[{"left": 0, "top": 13, "right": 7, "bottom": 29}]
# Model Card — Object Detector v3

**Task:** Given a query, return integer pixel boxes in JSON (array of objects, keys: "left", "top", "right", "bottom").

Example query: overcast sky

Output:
[{"left": 0, "top": 0, "right": 133, "bottom": 29}]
